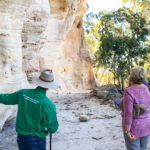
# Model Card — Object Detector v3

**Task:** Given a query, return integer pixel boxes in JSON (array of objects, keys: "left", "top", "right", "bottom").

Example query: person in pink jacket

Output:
[{"left": 122, "top": 66, "right": 150, "bottom": 150}]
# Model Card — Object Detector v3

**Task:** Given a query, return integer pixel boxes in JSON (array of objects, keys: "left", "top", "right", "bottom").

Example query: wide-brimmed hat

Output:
[{"left": 32, "top": 69, "right": 59, "bottom": 89}]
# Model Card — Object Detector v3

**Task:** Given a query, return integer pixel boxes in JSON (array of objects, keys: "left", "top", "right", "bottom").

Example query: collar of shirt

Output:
[{"left": 36, "top": 86, "right": 46, "bottom": 94}]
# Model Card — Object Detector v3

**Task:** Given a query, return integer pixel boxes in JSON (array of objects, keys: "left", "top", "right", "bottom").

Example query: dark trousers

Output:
[{"left": 17, "top": 134, "right": 46, "bottom": 150}]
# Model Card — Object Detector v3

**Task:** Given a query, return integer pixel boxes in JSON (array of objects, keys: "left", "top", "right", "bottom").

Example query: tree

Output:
[
  {"left": 84, "top": 8, "right": 149, "bottom": 89},
  {"left": 123, "top": 0, "right": 150, "bottom": 76},
  {"left": 123, "top": 0, "right": 150, "bottom": 29},
  {"left": 123, "top": 0, "right": 150, "bottom": 10}
]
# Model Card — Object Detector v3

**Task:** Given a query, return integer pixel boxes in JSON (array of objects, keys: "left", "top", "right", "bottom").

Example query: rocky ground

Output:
[{"left": 0, "top": 93, "right": 149, "bottom": 150}]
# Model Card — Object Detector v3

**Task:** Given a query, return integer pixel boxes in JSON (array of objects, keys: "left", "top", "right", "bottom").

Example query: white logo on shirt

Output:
[{"left": 23, "top": 95, "right": 40, "bottom": 104}]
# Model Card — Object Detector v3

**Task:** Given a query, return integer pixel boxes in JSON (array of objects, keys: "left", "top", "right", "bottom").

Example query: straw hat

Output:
[{"left": 32, "top": 69, "right": 59, "bottom": 89}]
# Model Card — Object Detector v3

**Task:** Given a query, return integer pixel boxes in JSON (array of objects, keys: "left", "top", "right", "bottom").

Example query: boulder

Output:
[
  {"left": 93, "top": 84, "right": 123, "bottom": 101},
  {"left": 79, "top": 115, "right": 90, "bottom": 122}
]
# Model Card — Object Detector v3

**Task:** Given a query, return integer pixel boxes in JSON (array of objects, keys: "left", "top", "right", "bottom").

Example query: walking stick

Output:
[{"left": 50, "top": 133, "right": 52, "bottom": 150}]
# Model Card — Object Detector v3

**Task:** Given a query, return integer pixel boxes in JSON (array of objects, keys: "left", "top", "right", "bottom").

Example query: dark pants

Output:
[{"left": 17, "top": 134, "right": 46, "bottom": 150}]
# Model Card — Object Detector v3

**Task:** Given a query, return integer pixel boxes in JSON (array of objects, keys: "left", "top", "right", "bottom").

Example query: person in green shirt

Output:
[{"left": 0, "top": 69, "right": 59, "bottom": 150}]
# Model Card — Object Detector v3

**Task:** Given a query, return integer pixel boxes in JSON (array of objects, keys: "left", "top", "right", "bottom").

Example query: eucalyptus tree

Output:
[
  {"left": 84, "top": 7, "right": 149, "bottom": 89},
  {"left": 123, "top": 0, "right": 150, "bottom": 76}
]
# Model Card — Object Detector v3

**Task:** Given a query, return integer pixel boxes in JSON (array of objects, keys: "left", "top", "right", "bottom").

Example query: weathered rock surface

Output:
[
  {"left": 21, "top": 0, "right": 96, "bottom": 91},
  {"left": 39, "top": 0, "right": 96, "bottom": 91},
  {"left": 0, "top": 0, "right": 96, "bottom": 130},
  {"left": 93, "top": 84, "right": 123, "bottom": 105},
  {"left": 0, "top": 0, "right": 35, "bottom": 131}
]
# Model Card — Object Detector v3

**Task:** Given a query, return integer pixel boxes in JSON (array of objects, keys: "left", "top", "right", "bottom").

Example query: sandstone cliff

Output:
[{"left": 0, "top": 0, "right": 95, "bottom": 130}]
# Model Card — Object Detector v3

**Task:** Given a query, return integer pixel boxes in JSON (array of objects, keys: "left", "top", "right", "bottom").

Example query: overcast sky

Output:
[{"left": 86, "top": 0, "right": 129, "bottom": 13}]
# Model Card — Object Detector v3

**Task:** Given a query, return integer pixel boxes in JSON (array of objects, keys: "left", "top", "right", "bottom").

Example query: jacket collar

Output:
[{"left": 36, "top": 86, "right": 46, "bottom": 94}]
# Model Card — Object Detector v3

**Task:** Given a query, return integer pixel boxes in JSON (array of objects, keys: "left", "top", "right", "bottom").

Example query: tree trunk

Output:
[
  {"left": 147, "top": 62, "right": 150, "bottom": 76},
  {"left": 95, "top": 67, "right": 99, "bottom": 78},
  {"left": 114, "top": 75, "right": 116, "bottom": 85},
  {"left": 99, "top": 68, "right": 105, "bottom": 83},
  {"left": 121, "top": 77, "right": 124, "bottom": 90},
  {"left": 118, "top": 78, "right": 121, "bottom": 87}
]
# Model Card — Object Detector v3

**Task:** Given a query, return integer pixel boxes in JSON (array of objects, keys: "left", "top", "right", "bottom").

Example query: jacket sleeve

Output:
[
  {"left": 123, "top": 89, "right": 133, "bottom": 125},
  {"left": 44, "top": 102, "right": 59, "bottom": 133},
  {"left": 0, "top": 90, "right": 21, "bottom": 105}
]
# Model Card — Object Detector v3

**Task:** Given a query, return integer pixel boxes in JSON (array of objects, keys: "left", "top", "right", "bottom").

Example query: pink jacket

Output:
[{"left": 122, "top": 85, "right": 150, "bottom": 138}]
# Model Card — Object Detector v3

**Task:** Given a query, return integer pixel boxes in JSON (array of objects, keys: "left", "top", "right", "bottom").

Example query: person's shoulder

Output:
[
  {"left": 20, "top": 88, "right": 36, "bottom": 93},
  {"left": 124, "top": 87, "right": 131, "bottom": 93},
  {"left": 125, "top": 85, "right": 148, "bottom": 95},
  {"left": 17, "top": 89, "right": 38, "bottom": 97},
  {"left": 126, "top": 85, "right": 146, "bottom": 90},
  {"left": 124, "top": 87, "right": 135, "bottom": 96},
  {"left": 44, "top": 97, "right": 56, "bottom": 108}
]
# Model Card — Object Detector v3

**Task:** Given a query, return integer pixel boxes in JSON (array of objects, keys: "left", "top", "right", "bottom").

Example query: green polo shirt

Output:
[{"left": 0, "top": 87, "right": 58, "bottom": 138}]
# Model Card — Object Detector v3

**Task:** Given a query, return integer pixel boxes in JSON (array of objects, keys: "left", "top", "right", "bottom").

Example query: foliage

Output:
[
  {"left": 123, "top": 0, "right": 150, "bottom": 11},
  {"left": 84, "top": 7, "right": 149, "bottom": 89},
  {"left": 122, "top": 0, "right": 150, "bottom": 32},
  {"left": 123, "top": 0, "right": 150, "bottom": 77}
]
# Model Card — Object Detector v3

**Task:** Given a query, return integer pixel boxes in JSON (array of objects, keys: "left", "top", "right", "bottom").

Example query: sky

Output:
[{"left": 86, "top": 0, "right": 128, "bottom": 13}]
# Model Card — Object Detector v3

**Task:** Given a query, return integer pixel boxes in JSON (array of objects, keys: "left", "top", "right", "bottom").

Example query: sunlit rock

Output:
[{"left": 0, "top": 0, "right": 95, "bottom": 130}]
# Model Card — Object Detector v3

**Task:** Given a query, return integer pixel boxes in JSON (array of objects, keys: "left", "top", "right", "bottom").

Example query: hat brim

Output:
[{"left": 32, "top": 75, "right": 60, "bottom": 89}]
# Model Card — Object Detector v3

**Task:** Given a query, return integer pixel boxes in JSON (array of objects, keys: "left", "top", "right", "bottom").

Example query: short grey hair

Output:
[{"left": 129, "top": 66, "right": 147, "bottom": 84}]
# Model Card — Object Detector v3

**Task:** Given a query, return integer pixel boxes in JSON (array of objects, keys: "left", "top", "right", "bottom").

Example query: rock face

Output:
[
  {"left": 22, "top": 0, "right": 96, "bottom": 91},
  {"left": 0, "top": 0, "right": 95, "bottom": 130}
]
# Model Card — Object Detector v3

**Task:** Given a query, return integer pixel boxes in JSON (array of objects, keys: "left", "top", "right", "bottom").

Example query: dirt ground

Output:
[{"left": 0, "top": 93, "right": 150, "bottom": 150}]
